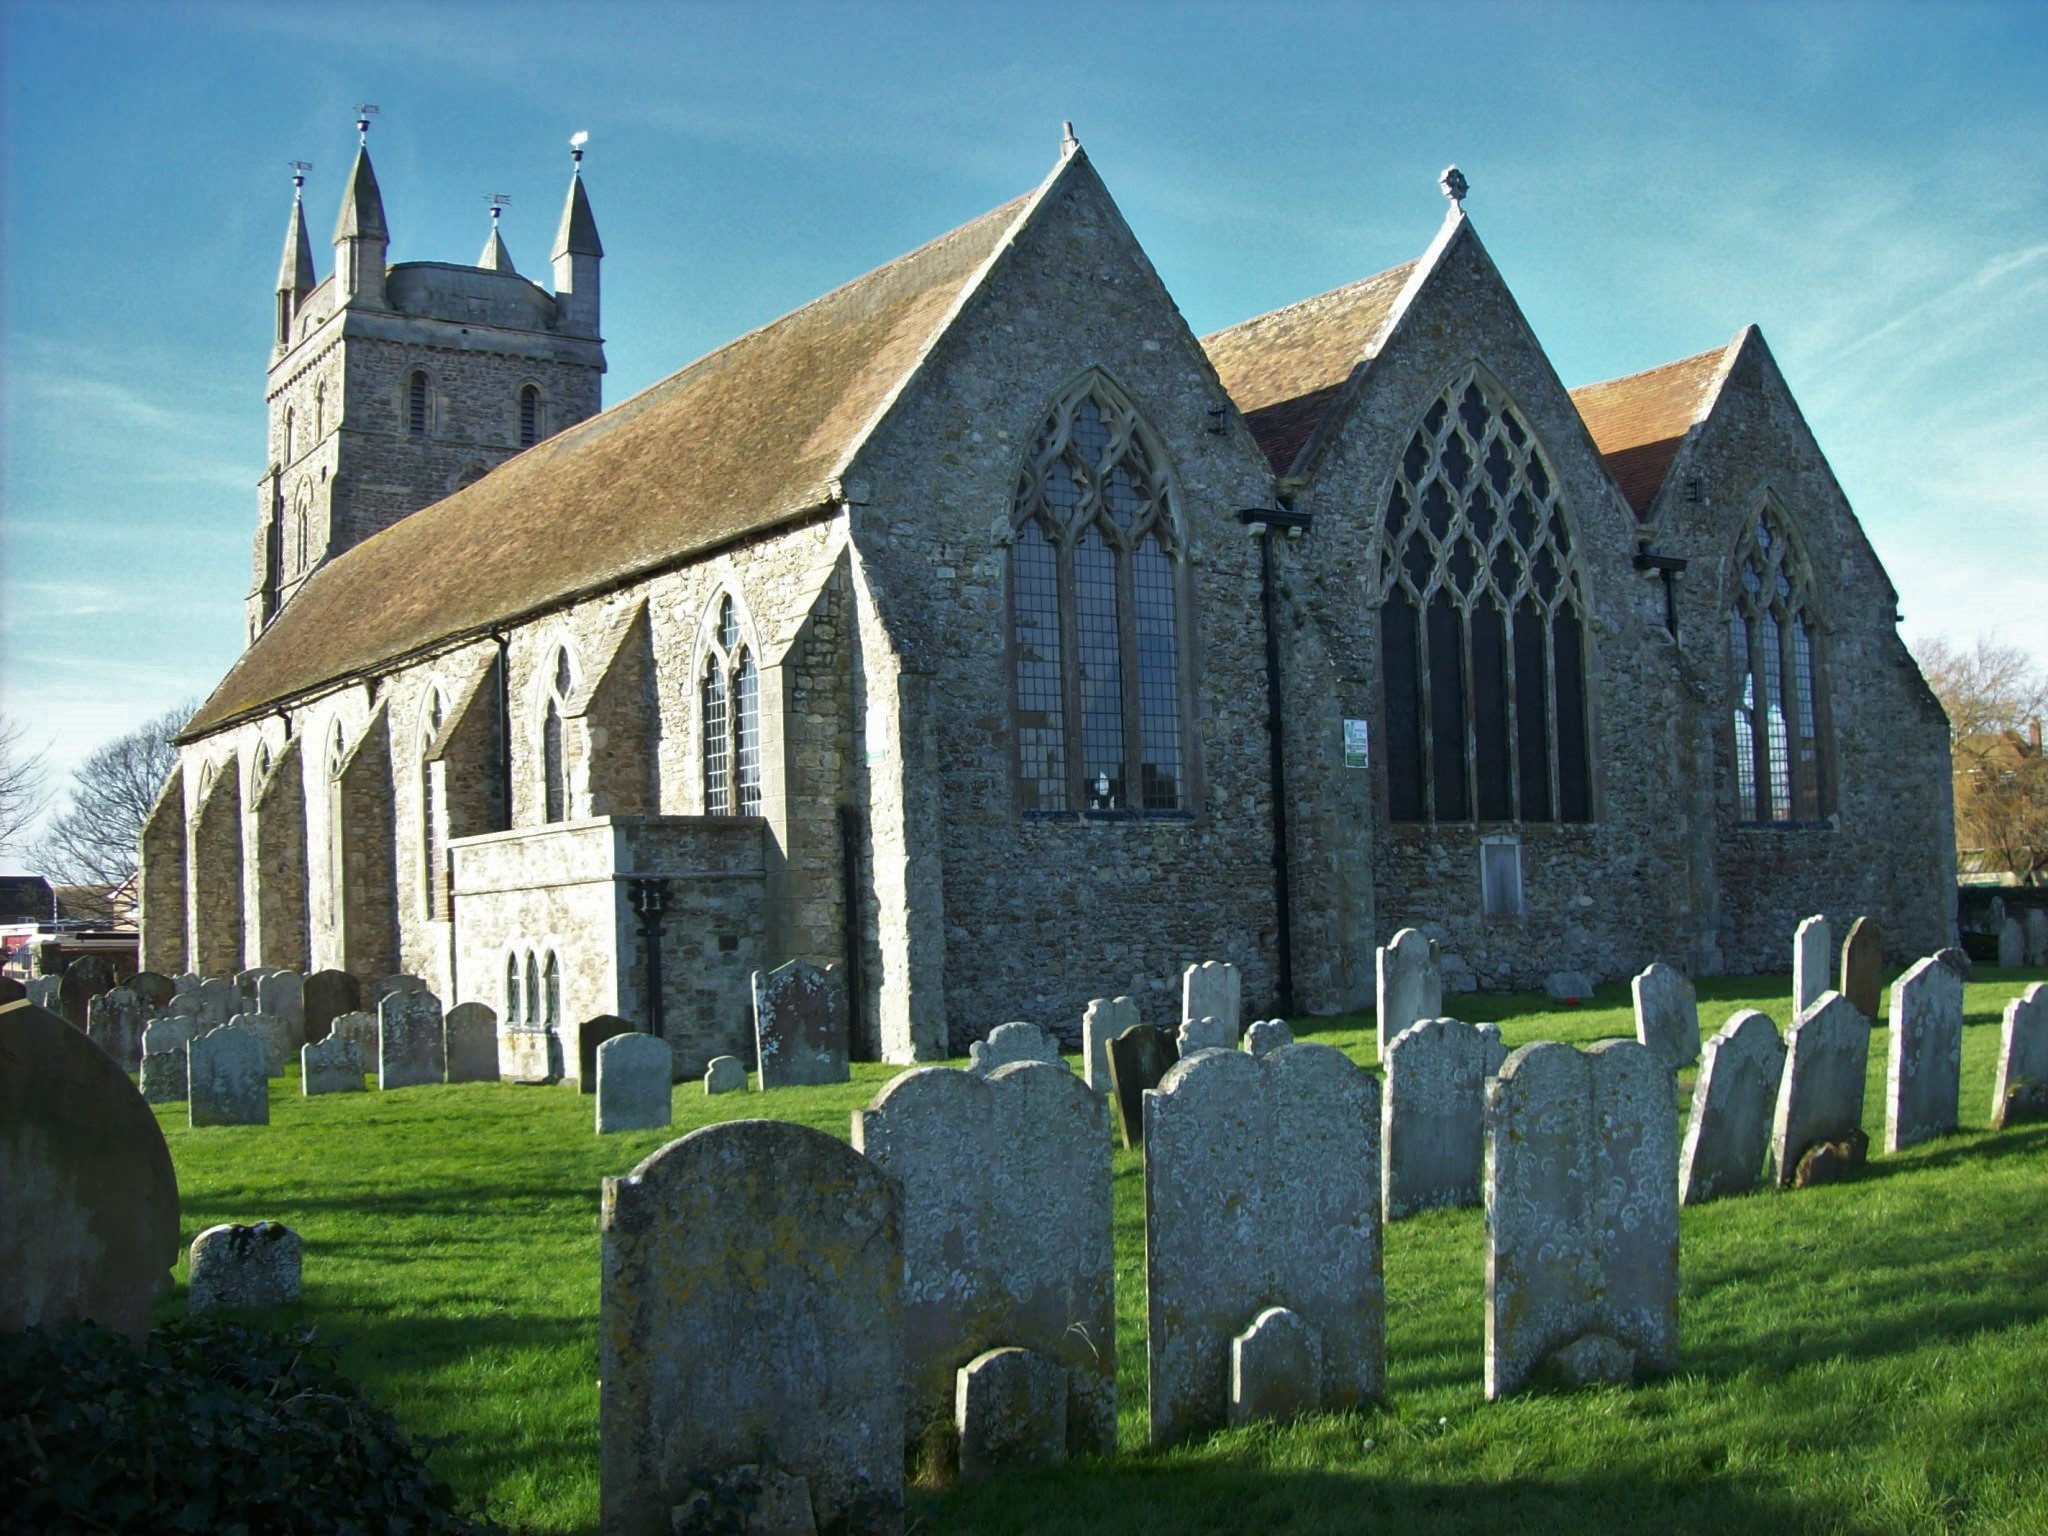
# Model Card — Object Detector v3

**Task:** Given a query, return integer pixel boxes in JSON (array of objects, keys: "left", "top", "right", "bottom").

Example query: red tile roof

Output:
[{"left": 1569, "top": 344, "right": 1730, "bottom": 518}]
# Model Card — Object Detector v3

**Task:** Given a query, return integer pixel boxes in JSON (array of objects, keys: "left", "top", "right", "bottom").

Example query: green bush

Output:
[{"left": 0, "top": 1318, "right": 501, "bottom": 1535}]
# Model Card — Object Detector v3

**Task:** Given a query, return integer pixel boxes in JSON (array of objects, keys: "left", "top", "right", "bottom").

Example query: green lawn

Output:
[{"left": 150, "top": 970, "right": 2048, "bottom": 1535}]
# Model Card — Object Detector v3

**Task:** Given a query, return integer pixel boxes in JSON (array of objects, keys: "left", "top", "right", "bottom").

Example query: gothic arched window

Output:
[
  {"left": 283, "top": 408, "right": 296, "bottom": 465},
  {"left": 419, "top": 688, "right": 447, "bottom": 920},
  {"left": 504, "top": 951, "right": 522, "bottom": 1026},
  {"left": 523, "top": 950, "right": 540, "bottom": 1026},
  {"left": 291, "top": 481, "right": 312, "bottom": 576},
  {"left": 700, "top": 596, "right": 761, "bottom": 815},
  {"left": 541, "top": 648, "right": 572, "bottom": 823},
  {"left": 543, "top": 951, "right": 560, "bottom": 1028},
  {"left": 407, "top": 371, "right": 430, "bottom": 437},
  {"left": 1009, "top": 375, "right": 1186, "bottom": 814},
  {"left": 518, "top": 385, "right": 542, "bottom": 447},
  {"left": 1729, "top": 505, "right": 1827, "bottom": 823},
  {"left": 1378, "top": 371, "right": 1592, "bottom": 824},
  {"left": 313, "top": 381, "right": 325, "bottom": 442}
]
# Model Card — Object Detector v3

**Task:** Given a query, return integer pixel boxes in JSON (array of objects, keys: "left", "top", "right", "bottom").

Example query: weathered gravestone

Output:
[
  {"left": 139, "top": 1018, "right": 192, "bottom": 1103},
  {"left": 379, "top": 990, "right": 445, "bottom": 1090},
  {"left": 600, "top": 1121, "right": 903, "bottom": 1536},
  {"left": 1082, "top": 996, "right": 1138, "bottom": 1093},
  {"left": 1678, "top": 1010, "right": 1786, "bottom": 1205},
  {"left": 1105, "top": 1023, "right": 1177, "bottom": 1150},
  {"left": 1793, "top": 915, "right": 1832, "bottom": 1015},
  {"left": 166, "top": 993, "right": 202, "bottom": 1023},
  {"left": 27, "top": 976, "right": 60, "bottom": 1011},
  {"left": 301, "top": 1032, "right": 365, "bottom": 1094},
  {"left": 577, "top": 1014, "right": 634, "bottom": 1093},
  {"left": 58, "top": 955, "right": 118, "bottom": 1030},
  {"left": 1376, "top": 928, "right": 1442, "bottom": 1052},
  {"left": 954, "top": 1346, "right": 1068, "bottom": 1484},
  {"left": 1999, "top": 918, "right": 2026, "bottom": 970},
  {"left": 443, "top": 1001, "right": 501, "bottom": 1084},
  {"left": 1145, "top": 1043, "right": 1384, "bottom": 1446},
  {"left": 966, "top": 1020, "right": 1063, "bottom": 1076},
  {"left": 87, "top": 986, "right": 145, "bottom": 1074},
  {"left": 753, "top": 961, "right": 849, "bottom": 1088},
  {"left": 188, "top": 1221, "right": 302, "bottom": 1314},
  {"left": 1243, "top": 1018, "right": 1294, "bottom": 1058},
  {"left": 1839, "top": 916, "right": 1884, "bottom": 1020},
  {"left": 372, "top": 972, "right": 427, "bottom": 1006},
  {"left": 704, "top": 1055, "right": 746, "bottom": 1094},
  {"left": 1181, "top": 961, "right": 1241, "bottom": 1042},
  {"left": 1230, "top": 1304, "right": 1323, "bottom": 1428},
  {"left": 1991, "top": 982, "right": 2048, "bottom": 1128},
  {"left": 1770, "top": 992, "right": 1870, "bottom": 1187},
  {"left": 1382, "top": 1017, "right": 1508, "bottom": 1219},
  {"left": 189, "top": 1023, "right": 269, "bottom": 1127},
  {"left": 596, "top": 1032, "right": 674, "bottom": 1134},
  {"left": 852, "top": 1062, "right": 1114, "bottom": 1463},
  {"left": 1632, "top": 961, "right": 1700, "bottom": 1069},
  {"left": 230, "top": 1011, "right": 291, "bottom": 1080},
  {"left": 257, "top": 971, "right": 305, "bottom": 1049},
  {"left": 1, "top": 999, "right": 181, "bottom": 1341},
  {"left": 171, "top": 972, "right": 201, "bottom": 994},
  {"left": 1176, "top": 1014, "right": 1233, "bottom": 1055},
  {"left": 330, "top": 1011, "right": 379, "bottom": 1074},
  {"left": 1936, "top": 946, "right": 1975, "bottom": 982},
  {"left": 234, "top": 968, "right": 276, "bottom": 1010},
  {"left": 128, "top": 970, "right": 176, "bottom": 1014},
  {"left": 1485, "top": 1040, "right": 1679, "bottom": 1399},
  {"left": 302, "top": 968, "right": 360, "bottom": 1045},
  {"left": 2029, "top": 909, "right": 2048, "bottom": 967},
  {"left": 500, "top": 1018, "right": 560, "bottom": 1084},
  {"left": 1886, "top": 955, "right": 1964, "bottom": 1153},
  {"left": 194, "top": 977, "right": 238, "bottom": 1030}
]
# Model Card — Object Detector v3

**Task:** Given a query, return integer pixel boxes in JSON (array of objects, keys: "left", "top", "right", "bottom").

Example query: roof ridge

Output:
[
  {"left": 1569, "top": 340, "right": 1731, "bottom": 399},
  {"left": 1200, "top": 256, "right": 1422, "bottom": 344}
]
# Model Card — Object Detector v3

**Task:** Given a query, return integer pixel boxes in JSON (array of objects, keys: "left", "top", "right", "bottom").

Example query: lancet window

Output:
[
  {"left": 541, "top": 648, "right": 572, "bottom": 823},
  {"left": 407, "top": 371, "right": 430, "bottom": 436},
  {"left": 700, "top": 596, "right": 761, "bottom": 815},
  {"left": 505, "top": 952, "right": 522, "bottom": 1026},
  {"left": 519, "top": 386, "right": 542, "bottom": 447},
  {"left": 1729, "top": 505, "right": 1827, "bottom": 823},
  {"left": 419, "top": 688, "right": 447, "bottom": 920}
]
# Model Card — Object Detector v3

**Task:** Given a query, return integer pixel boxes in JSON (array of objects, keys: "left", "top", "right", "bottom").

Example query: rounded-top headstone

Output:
[{"left": 187, "top": 1221, "right": 303, "bottom": 1314}]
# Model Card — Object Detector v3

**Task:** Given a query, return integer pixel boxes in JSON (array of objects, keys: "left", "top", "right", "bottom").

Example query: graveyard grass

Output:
[{"left": 150, "top": 972, "right": 2048, "bottom": 1536}]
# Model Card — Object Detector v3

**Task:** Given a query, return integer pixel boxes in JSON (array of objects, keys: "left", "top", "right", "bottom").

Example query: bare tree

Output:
[
  {"left": 1911, "top": 633, "right": 2048, "bottom": 738},
  {"left": 35, "top": 703, "right": 193, "bottom": 887},
  {"left": 0, "top": 714, "right": 52, "bottom": 857},
  {"left": 1912, "top": 635, "right": 2048, "bottom": 885}
]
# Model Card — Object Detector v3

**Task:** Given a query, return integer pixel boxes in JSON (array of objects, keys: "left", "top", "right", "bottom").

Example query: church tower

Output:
[{"left": 250, "top": 116, "right": 607, "bottom": 640}]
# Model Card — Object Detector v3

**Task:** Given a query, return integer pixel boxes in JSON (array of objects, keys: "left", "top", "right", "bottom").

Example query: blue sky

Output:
[{"left": 3, "top": 0, "right": 2044, "bottom": 868}]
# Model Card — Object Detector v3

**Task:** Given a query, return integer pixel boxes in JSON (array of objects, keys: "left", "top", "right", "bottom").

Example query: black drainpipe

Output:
[
  {"left": 1238, "top": 505, "right": 1313, "bottom": 1019},
  {"left": 490, "top": 630, "right": 513, "bottom": 830}
]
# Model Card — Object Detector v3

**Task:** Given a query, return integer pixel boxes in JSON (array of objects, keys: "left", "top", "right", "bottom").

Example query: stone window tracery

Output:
[
  {"left": 543, "top": 951, "right": 560, "bottom": 1028},
  {"left": 1008, "top": 375, "right": 1185, "bottom": 814},
  {"left": 1378, "top": 370, "right": 1592, "bottom": 824},
  {"left": 542, "top": 648, "right": 572, "bottom": 824},
  {"left": 523, "top": 950, "right": 540, "bottom": 1025},
  {"left": 700, "top": 596, "right": 761, "bottom": 816},
  {"left": 1729, "top": 504, "right": 1828, "bottom": 823}
]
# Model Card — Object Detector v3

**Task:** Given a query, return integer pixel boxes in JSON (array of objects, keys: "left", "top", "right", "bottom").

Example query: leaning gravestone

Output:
[
  {"left": 1243, "top": 1018, "right": 1294, "bottom": 1058},
  {"left": 443, "top": 1001, "right": 501, "bottom": 1084},
  {"left": 853, "top": 1061, "right": 1114, "bottom": 1462},
  {"left": 596, "top": 1033, "right": 673, "bottom": 1134},
  {"left": 1632, "top": 961, "right": 1700, "bottom": 1069},
  {"left": 58, "top": 955, "right": 118, "bottom": 1030},
  {"left": 966, "top": 1020, "right": 1063, "bottom": 1076},
  {"left": 1105, "top": 1023, "right": 1178, "bottom": 1149},
  {"left": 954, "top": 1346, "right": 1068, "bottom": 1484},
  {"left": 330, "top": 1011, "right": 379, "bottom": 1074},
  {"left": 704, "top": 1055, "right": 746, "bottom": 1094},
  {"left": 1181, "top": 961, "right": 1241, "bottom": 1042},
  {"left": 1176, "top": 1014, "right": 1233, "bottom": 1055},
  {"left": 1145, "top": 1043, "right": 1384, "bottom": 1446},
  {"left": 752, "top": 961, "right": 849, "bottom": 1088},
  {"left": 229, "top": 1011, "right": 291, "bottom": 1080},
  {"left": 188, "top": 1022, "right": 269, "bottom": 1128},
  {"left": 1679, "top": 1010, "right": 1786, "bottom": 1205},
  {"left": 87, "top": 986, "right": 146, "bottom": 1074},
  {"left": 1839, "top": 916, "right": 1885, "bottom": 1021},
  {"left": 128, "top": 970, "right": 176, "bottom": 1014},
  {"left": 1376, "top": 928, "right": 1442, "bottom": 1053},
  {"left": 599, "top": 1121, "right": 902, "bottom": 1536},
  {"left": 1793, "top": 915, "right": 1832, "bottom": 1015},
  {"left": 1999, "top": 918, "right": 2026, "bottom": 971},
  {"left": 1485, "top": 1039, "right": 1679, "bottom": 1399},
  {"left": 139, "top": 1018, "right": 192, "bottom": 1103},
  {"left": 194, "top": 977, "right": 238, "bottom": 1030},
  {"left": 0, "top": 998, "right": 181, "bottom": 1341},
  {"left": 301, "top": 1032, "right": 365, "bottom": 1095},
  {"left": 379, "top": 990, "right": 445, "bottom": 1090},
  {"left": 187, "top": 1221, "right": 302, "bottom": 1314},
  {"left": 1082, "top": 996, "right": 1138, "bottom": 1093},
  {"left": 1992, "top": 983, "right": 2048, "bottom": 1128},
  {"left": 1771, "top": 992, "right": 1871, "bottom": 1187},
  {"left": 302, "top": 968, "right": 360, "bottom": 1046},
  {"left": 1886, "top": 955, "right": 1964, "bottom": 1153},
  {"left": 1382, "top": 1016, "right": 1502, "bottom": 1220},
  {"left": 577, "top": 1015, "right": 634, "bottom": 1093},
  {"left": 257, "top": 971, "right": 305, "bottom": 1050}
]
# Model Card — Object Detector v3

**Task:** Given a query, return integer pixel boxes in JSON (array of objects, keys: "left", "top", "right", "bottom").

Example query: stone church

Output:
[{"left": 140, "top": 126, "right": 1954, "bottom": 1071}]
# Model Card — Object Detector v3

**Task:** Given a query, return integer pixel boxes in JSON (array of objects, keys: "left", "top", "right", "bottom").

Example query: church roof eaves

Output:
[{"left": 1568, "top": 338, "right": 1737, "bottom": 519}]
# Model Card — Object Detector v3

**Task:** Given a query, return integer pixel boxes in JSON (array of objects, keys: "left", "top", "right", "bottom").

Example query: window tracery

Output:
[
  {"left": 542, "top": 648, "right": 572, "bottom": 823},
  {"left": 1729, "top": 505, "right": 1828, "bottom": 823},
  {"left": 700, "top": 596, "right": 761, "bottom": 815}
]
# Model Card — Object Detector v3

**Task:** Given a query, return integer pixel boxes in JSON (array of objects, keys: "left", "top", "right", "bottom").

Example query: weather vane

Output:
[
  {"left": 356, "top": 103, "right": 380, "bottom": 146},
  {"left": 486, "top": 193, "right": 511, "bottom": 227},
  {"left": 289, "top": 160, "right": 312, "bottom": 200},
  {"left": 1439, "top": 164, "right": 1468, "bottom": 208},
  {"left": 570, "top": 130, "right": 589, "bottom": 173}
]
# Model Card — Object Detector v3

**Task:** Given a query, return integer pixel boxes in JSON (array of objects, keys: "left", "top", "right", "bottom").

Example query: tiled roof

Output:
[
  {"left": 1201, "top": 261, "right": 1419, "bottom": 473},
  {"left": 184, "top": 190, "right": 1036, "bottom": 738},
  {"left": 1569, "top": 343, "right": 1730, "bottom": 518}
]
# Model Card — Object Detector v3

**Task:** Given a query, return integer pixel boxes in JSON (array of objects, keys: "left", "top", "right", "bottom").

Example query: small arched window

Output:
[
  {"left": 291, "top": 481, "right": 313, "bottom": 576},
  {"left": 518, "top": 386, "right": 542, "bottom": 447},
  {"left": 1730, "top": 506, "right": 1828, "bottom": 823},
  {"left": 407, "top": 371, "right": 430, "bottom": 437},
  {"left": 523, "top": 950, "right": 540, "bottom": 1027},
  {"left": 283, "top": 408, "right": 295, "bottom": 465},
  {"left": 543, "top": 951, "right": 560, "bottom": 1027},
  {"left": 313, "top": 381, "right": 326, "bottom": 442},
  {"left": 420, "top": 688, "right": 447, "bottom": 919},
  {"left": 505, "top": 951, "right": 522, "bottom": 1026},
  {"left": 542, "top": 647, "right": 572, "bottom": 823},
  {"left": 700, "top": 596, "right": 761, "bottom": 815}
]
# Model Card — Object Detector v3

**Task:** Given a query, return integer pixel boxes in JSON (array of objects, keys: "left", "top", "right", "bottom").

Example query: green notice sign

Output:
[{"left": 1343, "top": 718, "right": 1369, "bottom": 769}]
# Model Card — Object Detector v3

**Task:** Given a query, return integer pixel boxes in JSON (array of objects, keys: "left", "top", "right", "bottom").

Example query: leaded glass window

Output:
[
  {"left": 1008, "top": 375, "right": 1186, "bottom": 814},
  {"left": 542, "top": 648, "right": 571, "bottom": 823},
  {"left": 505, "top": 952, "right": 522, "bottom": 1026},
  {"left": 1378, "top": 371, "right": 1592, "bottom": 824},
  {"left": 1729, "top": 505, "right": 1827, "bottom": 822},
  {"left": 701, "top": 595, "right": 761, "bottom": 816}
]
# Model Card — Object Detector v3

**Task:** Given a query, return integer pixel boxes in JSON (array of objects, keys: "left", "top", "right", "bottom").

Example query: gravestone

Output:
[
  {"left": 1632, "top": 962, "right": 1700, "bottom": 1069},
  {"left": 1545, "top": 970, "right": 1597, "bottom": 1003},
  {"left": 966, "top": 1020, "right": 1063, "bottom": 1076},
  {"left": 257, "top": 971, "right": 305, "bottom": 1049},
  {"left": 954, "top": 1347, "right": 1067, "bottom": 1484},
  {"left": 500, "top": 1018, "right": 559, "bottom": 1084},
  {"left": 28, "top": 976, "right": 60, "bottom": 1011},
  {"left": 1839, "top": 916, "right": 1884, "bottom": 1020},
  {"left": 1885, "top": 955, "right": 1964, "bottom": 1153},
  {"left": 194, "top": 977, "right": 238, "bottom": 1030},
  {"left": 1104, "top": 1023, "right": 1177, "bottom": 1149},
  {"left": 1382, "top": 1016, "right": 1499, "bottom": 1219},
  {"left": 301, "top": 1032, "right": 366, "bottom": 1095},
  {"left": 58, "top": 955, "right": 118, "bottom": 1029},
  {"left": 1243, "top": 1018, "right": 1293, "bottom": 1057},
  {"left": 1081, "top": 996, "right": 1138, "bottom": 1093},
  {"left": 752, "top": 961, "right": 849, "bottom": 1088},
  {"left": 187, "top": 1221, "right": 302, "bottom": 1314},
  {"left": 0, "top": 999, "right": 181, "bottom": 1340},
  {"left": 331, "top": 1011, "right": 379, "bottom": 1074},
  {"left": 704, "top": 1055, "right": 746, "bottom": 1094},
  {"left": 302, "top": 968, "right": 360, "bottom": 1045},
  {"left": 1176, "top": 1014, "right": 1233, "bottom": 1055},
  {"left": 1485, "top": 1040, "right": 1679, "bottom": 1400},
  {"left": 1992, "top": 983, "right": 2048, "bottom": 1128},
  {"left": 139, "top": 1018, "right": 192, "bottom": 1103},
  {"left": 1679, "top": 1010, "right": 1786, "bottom": 1205},
  {"left": 233, "top": 968, "right": 276, "bottom": 1009},
  {"left": 577, "top": 1014, "right": 634, "bottom": 1092},
  {"left": 1181, "top": 961, "right": 1241, "bottom": 1041},
  {"left": 166, "top": 993, "right": 202, "bottom": 1022},
  {"left": 87, "top": 986, "right": 145, "bottom": 1074},
  {"left": 2028, "top": 909, "right": 2048, "bottom": 967},
  {"left": 171, "top": 972, "right": 201, "bottom": 994},
  {"left": 1999, "top": 918, "right": 2026, "bottom": 970},
  {"left": 1229, "top": 1305, "right": 1323, "bottom": 1428},
  {"left": 596, "top": 1032, "right": 674, "bottom": 1134},
  {"left": 128, "top": 970, "right": 175, "bottom": 1014},
  {"left": 1936, "top": 946, "right": 1975, "bottom": 982},
  {"left": 379, "top": 990, "right": 445, "bottom": 1089},
  {"left": 443, "top": 1001, "right": 501, "bottom": 1084},
  {"left": 1145, "top": 1043, "right": 1384, "bottom": 1446},
  {"left": 853, "top": 1061, "right": 1114, "bottom": 1461},
  {"left": 372, "top": 972, "right": 427, "bottom": 1006},
  {"left": 1376, "top": 928, "right": 1442, "bottom": 1052},
  {"left": 1771, "top": 992, "right": 1871, "bottom": 1187},
  {"left": 1793, "top": 915, "right": 1832, "bottom": 1015},
  {"left": 188, "top": 1023, "right": 269, "bottom": 1128},
  {"left": 599, "top": 1121, "right": 902, "bottom": 1536},
  {"left": 229, "top": 1011, "right": 291, "bottom": 1079}
]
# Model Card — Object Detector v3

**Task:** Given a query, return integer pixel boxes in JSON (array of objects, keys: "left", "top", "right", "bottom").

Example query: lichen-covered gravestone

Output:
[
  {"left": 1485, "top": 1040, "right": 1679, "bottom": 1400},
  {"left": 596, "top": 1032, "right": 673, "bottom": 1134},
  {"left": 1176, "top": 1014, "right": 1233, "bottom": 1055},
  {"left": 753, "top": 961, "right": 849, "bottom": 1088},
  {"left": 704, "top": 1055, "right": 746, "bottom": 1094},
  {"left": 1886, "top": 956, "right": 1964, "bottom": 1153},
  {"left": 378, "top": 989, "right": 445, "bottom": 1090},
  {"left": 86, "top": 986, "right": 145, "bottom": 1074},
  {"left": 257, "top": 971, "right": 305, "bottom": 1050},
  {"left": 229, "top": 1011, "right": 292, "bottom": 1079},
  {"left": 302, "top": 968, "right": 360, "bottom": 1046},
  {"left": 1082, "top": 996, "right": 1138, "bottom": 1093},
  {"left": 127, "top": 970, "right": 176, "bottom": 1014},
  {"left": 1181, "top": 961, "right": 1241, "bottom": 1041},
  {"left": 187, "top": 1222, "right": 302, "bottom": 1314},
  {"left": 1793, "top": 915, "right": 1832, "bottom": 1015},
  {"left": 0, "top": 998, "right": 182, "bottom": 1341},
  {"left": 1376, "top": 928, "right": 1442, "bottom": 1052},
  {"left": 139, "top": 1017, "right": 192, "bottom": 1103},
  {"left": 1243, "top": 1018, "right": 1294, "bottom": 1058},
  {"left": 954, "top": 1346, "right": 1067, "bottom": 1484},
  {"left": 1991, "top": 983, "right": 2048, "bottom": 1128},
  {"left": 1839, "top": 916, "right": 1885, "bottom": 1020},
  {"left": 1145, "top": 1043, "right": 1384, "bottom": 1446},
  {"left": 1771, "top": 992, "right": 1871, "bottom": 1187},
  {"left": 300, "top": 1033, "right": 365, "bottom": 1095},
  {"left": 331, "top": 1011, "right": 379, "bottom": 1074},
  {"left": 233, "top": 968, "right": 276, "bottom": 1011},
  {"left": 1631, "top": 962, "right": 1700, "bottom": 1069},
  {"left": 188, "top": 1022, "right": 269, "bottom": 1128},
  {"left": 1679, "top": 1010, "right": 1786, "bottom": 1205},
  {"left": 1382, "top": 1017, "right": 1505, "bottom": 1219},
  {"left": 966, "top": 1020, "right": 1063, "bottom": 1076},
  {"left": 852, "top": 1061, "right": 1114, "bottom": 1463},
  {"left": 443, "top": 1001, "right": 500, "bottom": 1084},
  {"left": 599, "top": 1121, "right": 902, "bottom": 1536},
  {"left": 1105, "top": 1023, "right": 1178, "bottom": 1150}
]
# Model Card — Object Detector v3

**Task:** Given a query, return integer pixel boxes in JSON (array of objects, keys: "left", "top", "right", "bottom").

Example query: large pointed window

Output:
[
  {"left": 1378, "top": 371, "right": 1592, "bottom": 824},
  {"left": 1009, "top": 376, "right": 1186, "bottom": 814},
  {"left": 1729, "top": 505, "right": 1828, "bottom": 823},
  {"left": 542, "top": 648, "right": 572, "bottom": 823},
  {"left": 701, "top": 596, "right": 762, "bottom": 815}
]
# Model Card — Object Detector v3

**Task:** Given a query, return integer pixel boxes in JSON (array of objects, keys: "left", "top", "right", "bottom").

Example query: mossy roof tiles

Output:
[{"left": 1569, "top": 344, "right": 1731, "bottom": 518}]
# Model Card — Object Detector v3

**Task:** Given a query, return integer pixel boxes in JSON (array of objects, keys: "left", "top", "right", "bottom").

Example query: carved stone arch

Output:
[
  {"left": 534, "top": 632, "right": 580, "bottom": 824},
  {"left": 450, "top": 460, "right": 491, "bottom": 493},
  {"left": 1725, "top": 490, "right": 1832, "bottom": 823},
  {"left": 187, "top": 751, "right": 244, "bottom": 978},
  {"left": 1003, "top": 366, "right": 1186, "bottom": 553},
  {"left": 695, "top": 589, "right": 764, "bottom": 816}
]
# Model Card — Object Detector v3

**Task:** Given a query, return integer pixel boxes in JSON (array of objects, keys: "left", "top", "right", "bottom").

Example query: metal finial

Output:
[
  {"left": 487, "top": 193, "right": 511, "bottom": 225},
  {"left": 1439, "top": 164, "right": 1468, "bottom": 208},
  {"left": 1060, "top": 120, "right": 1079, "bottom": 153},
  {"left": 356, "top": 103, "right": 380, "bottom": 146},
  {"left": 289, "top": 160, "right": 312, "bottom": 200},
  {"left": 570, "top": 129, "right": 589, "bottom": 173}
]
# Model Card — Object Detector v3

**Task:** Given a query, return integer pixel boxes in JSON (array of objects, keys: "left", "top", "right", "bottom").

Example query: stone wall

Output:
[
  {"left": 187, "top": 757, "right": 243, "bottom": 978},
  {"left": 138, "top": 768, "right": 186, "bottom": 974},
  {"left": 247, "top": 734, "right": 309, "bottom": 971}
]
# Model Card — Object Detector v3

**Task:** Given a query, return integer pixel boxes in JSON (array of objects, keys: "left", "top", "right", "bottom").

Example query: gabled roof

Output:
[
  {"left": 1569, "top": 341, "right": 1734, "bottom": 518},
  {"left": 184, "top": 179, "right": 1048, "bottom": 739}
]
